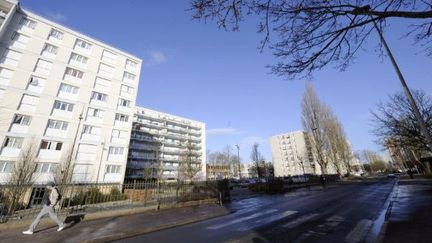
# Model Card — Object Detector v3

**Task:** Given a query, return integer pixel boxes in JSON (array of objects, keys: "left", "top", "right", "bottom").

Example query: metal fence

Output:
[{"left": 0, "top": 180, "right": 224, "bottom": 224}]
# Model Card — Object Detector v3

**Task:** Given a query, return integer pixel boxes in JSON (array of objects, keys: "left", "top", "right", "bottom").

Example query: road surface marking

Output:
[
  {"left": 207, "top": 209, "right": 278, "bottom": 230},
  {"left": 236, "top": 210, "right": 298, "bottom": 231},
  {"left": 345, "top": 219, "right": 373, "bottom": 243},
  {"left": 283, "top": 213, "right": 320, "bottom": 228},
  {"left": 325, "top": 215, "right": 344, "bottom": 227}
]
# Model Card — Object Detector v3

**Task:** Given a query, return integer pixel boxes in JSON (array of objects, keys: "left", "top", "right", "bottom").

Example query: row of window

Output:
[
  {"left": 0, "top": 160, "right": 122, "bottom": 175},
  {"left": 17, "top": 16, "right": 139, "bottom": 71},
  {"left": 2, "top": 136, "right": 126, "bottom": 156},
  {"left": 18, "top": 93, "right": 131, "bottom": 117},
  {"left": 11, "top": 113, "right": 129, "bottom": 139}
]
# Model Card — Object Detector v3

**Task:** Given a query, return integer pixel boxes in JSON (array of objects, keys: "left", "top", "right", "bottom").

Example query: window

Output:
[
  {"left": 35, "top": 162, "right": 58, "bottom": 173},
  {"left": 115, "top": 113, "right": 129, "bottom": 122},
  {"left": 48, "top": 29, "right": 63, "bottom": 40},
  {"left": 82, "top": 125, "right": 100, "bottom": 135},
  {"left": 122, "top": 72, "right": 135, "bottom": 82},
  {"left": 94, "top": 77, "right": 111, "bottom": 91},
  {"left": 0, "top": 68, "right": 13, "bottom": 86},
  {"left": 19, "top": 94, "right": 39, "bottom": 109},
  {"left": 125, "top": 59, "right": 137, "bottom": 70},
  {"left": 0, "top": 161, "right": 14, "bottom": 173},
  {"left": 101, "top": 50, "right": 117, "bottom": 64},
  {"left": 27, "top": 76, "right": 46, "bottom": 92},
  {"left": 12, "top": 114, "right": 31, "bottom": 126},
  {"left": 34, "top": 59, "right": 52, "bottom": 75},
  {"left": 112, "top": 129, "right": 128, "bottom": 139},
  {"left": 118, "top": 98, "right": 130, "bottom": 107},
  {"left": 69, "top": 53, "right": 88, "bottom": 66},
  {"left": 1, "top": 49, "right": 22, "bottom": 66},
  {"left": 120, "top": 84, "right": 134, "bottom": 94},
  {"left": 41, "top": 43, "right": 58, "bottom": 57},
  {"left": 105, "top": 164, "right": 121, "bottom": 174},
  {"left": 3, "top": 137, "right": 23, "bottom": 148},
  {"left": 53, "top": 100, "right": 74, "bottom": 112},
  {"left": 91, "top": 91, "right": 107, "bottom": 102},
  {"left": 64, "top": 67, "right": 84, "bottom": 79},
  {"left": 10, "top": 32, "right": 29, "bottom": 49},
  {"left": 108, "top": 147, "right": 124, "bottom": 155},
  {"left": 58, "top": 83, "right": 79, "bottom": 95},
  {"left": 19, "top": 17, "right": 36, "bottom": 29},
  {"left": 98, "top": 63, "right": 114, "bottom": 78},
  {"left": 47, "top": 119, "right": 68, "bottom": 130},
  {"left": 40, "top": 140, "right": 62, "bottom": 151},
  {"left": 74, "top": 39, "right": 92, "bottom": 50},
  {"left": 87, "top": 107, "right": 104, "bottom": 118}
]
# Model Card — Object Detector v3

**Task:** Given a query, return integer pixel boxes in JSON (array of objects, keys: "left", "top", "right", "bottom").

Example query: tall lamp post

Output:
[
  {"left": 372, "top": 20, "right": 432, "bottom": 152},
  {"left": 235, "top": 144, "right": 241, "bottom": 180}
]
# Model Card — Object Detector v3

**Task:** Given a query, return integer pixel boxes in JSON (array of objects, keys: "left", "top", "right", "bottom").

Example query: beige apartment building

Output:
[
  {"left": 0, "top": 0, "right": 141, "bottom": 184},
  {"left": 270, "top": 131, "right": 320, "bottom": 177},
  {"left": 126, "top": 107, "right": 206, "bottom": 182}
]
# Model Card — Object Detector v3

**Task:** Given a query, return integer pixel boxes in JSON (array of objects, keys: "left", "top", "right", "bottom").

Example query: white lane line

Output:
[
  {"left": 345, "top": 219, "right": 373, "bottom": 243},
  {"left": 283, "top": 213, "right": 320, "bottom": 228},
  {"left": 207, "top": 209, "right": 278, "bottom": 230},
  {"left": 325, "top": 215, "right": 344, "bottom": 227},
  {"left": 236, "top": 210, "right": 298, "bottom": 231}
]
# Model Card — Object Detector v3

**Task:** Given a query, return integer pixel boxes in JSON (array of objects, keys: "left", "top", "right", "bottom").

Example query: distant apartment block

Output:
[
  {"left": 0, "top": 0, "right": 141, "bottom": 184},
  {"left": 270, "top": 131, "right": 319, "bottom": 177},
  {"left": 126, "top": 107, "right": 206, "bottom": 182}
]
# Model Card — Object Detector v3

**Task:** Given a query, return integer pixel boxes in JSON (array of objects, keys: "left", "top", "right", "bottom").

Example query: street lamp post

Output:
[
  {"left": 235, "top": 144, "right": 241, "bottom": 180},
  {"left": 372, "top": 20, "right": 432, "bottom": 151}
]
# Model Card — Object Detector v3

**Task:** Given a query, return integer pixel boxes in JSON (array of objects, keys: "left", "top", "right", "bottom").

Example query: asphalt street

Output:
[{"left": 114, "top": 180, "right": 396, "bottom": 243}]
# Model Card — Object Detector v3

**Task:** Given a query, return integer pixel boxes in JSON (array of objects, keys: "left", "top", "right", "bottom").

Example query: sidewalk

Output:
[
  {"left": 0, "top": 203, "right": 230, "bottom": 243},
  {"left": 382, "top": 179, "right": 432, "bottom": 243}
]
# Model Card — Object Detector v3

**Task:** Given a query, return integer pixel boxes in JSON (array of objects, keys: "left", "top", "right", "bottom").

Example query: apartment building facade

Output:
[
  {"left": 270, "top": 131, "right": 319, "bottom": 177},
  {"left": 0, "top": 0, "right": 141, "bottom": 184},
  {"left": 126, "top": 107, "right": 206, "bottom": 182}
]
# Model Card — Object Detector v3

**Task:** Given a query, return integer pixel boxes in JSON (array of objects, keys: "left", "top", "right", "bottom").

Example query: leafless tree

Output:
[
  {"left": 372, "top": 90, "right": 432, "bottom": 156},
  {"left": 190, "top": 0, "right": 432, "bottom": 79},
  {"left": 5, "top": 141, "right": 38, "bottom": 214},
  {"left": 302, "top": 84, "right": 329, "bottom": 174},
  {"left": 55, "top": 148, "right": 74, "bottom": 186},
  {"left": 361, "top": 150, "right": 388, "bottom": 172},
  {"left": 250, "top": 143, "right": 264, "bottom": 178},
  {"left": 323, "top": 110, "right": 353, "bottom": 175},
  {"left": 178, "top": 142, "right": 201, "bottom": 182}
]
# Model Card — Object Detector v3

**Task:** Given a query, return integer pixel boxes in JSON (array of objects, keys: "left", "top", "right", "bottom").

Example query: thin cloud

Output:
[
  {"left": 207, "top": 127, "right": 242, "bottom": 136},
  {"left": 46, "top": 12, "right": 67, "bottom": 22},
  {"left": 145, "top": 51, "right": 168, "bottom": 66}
]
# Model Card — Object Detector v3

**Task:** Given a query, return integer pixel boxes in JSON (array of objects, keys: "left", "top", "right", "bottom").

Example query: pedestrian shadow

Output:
[{"left": 63, "top": 213, "right": 85, "bottom": 228}]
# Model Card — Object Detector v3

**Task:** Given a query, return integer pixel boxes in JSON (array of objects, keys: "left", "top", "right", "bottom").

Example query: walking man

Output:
[{"left": 22, "top": 182, "right": 65, "bottom": 234}]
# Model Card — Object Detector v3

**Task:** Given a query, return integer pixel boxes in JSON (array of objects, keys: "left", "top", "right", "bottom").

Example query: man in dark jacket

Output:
[{"left": 23, "top": 182, "right": 65, "bottom": 234}]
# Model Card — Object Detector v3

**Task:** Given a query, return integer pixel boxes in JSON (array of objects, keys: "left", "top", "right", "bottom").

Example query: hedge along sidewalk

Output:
[
  {"left": 0, "top": 200, "right": 230, "bottom": 243},
  {"left": 0, "top": 198, "right": 219, "bottom": 230}
]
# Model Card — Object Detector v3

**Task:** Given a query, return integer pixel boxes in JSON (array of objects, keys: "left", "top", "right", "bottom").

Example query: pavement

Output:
[
  {"left": 382, "top": 178, "right": 432, "bottom": 243},
  {"left": 116, "top": 181, "right": 396, "bottom": 242},
  {"left": 0, "top": 202, "right": 230, "bottom": 243}
]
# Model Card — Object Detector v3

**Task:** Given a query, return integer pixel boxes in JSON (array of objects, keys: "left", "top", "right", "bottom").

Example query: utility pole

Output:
[
  {"left": 372, "top": 20, "right": 432, "bottom": 151},
  {"left": 235, "top": 144, "right": 241, "bottom": 180}
]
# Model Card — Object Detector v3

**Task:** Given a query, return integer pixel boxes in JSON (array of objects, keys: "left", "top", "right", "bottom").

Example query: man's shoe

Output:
[
  {"left": 57, "top": 225, "right": 65, "bottom": 232},
  {"left": 22, "top": 230, "right": 33, "bottom": 235}
]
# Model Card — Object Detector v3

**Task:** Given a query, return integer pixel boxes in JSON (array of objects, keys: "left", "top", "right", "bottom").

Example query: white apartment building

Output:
[
  {"left": 270, "top": 131, "right": 319, "bottom": 177},
  {"left": 126, "top": 107, "right": 206, "bottom": 182},
  {"left": 0, "top": 0, "right": 141, "bottom": 184}
]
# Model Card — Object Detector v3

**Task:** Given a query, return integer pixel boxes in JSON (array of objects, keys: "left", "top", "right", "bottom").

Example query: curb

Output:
[
  {"left": 83, "top": 207, "right": 231, "bottom": 243},
  {"left": 365, "top": 179, "right": 398, "bottom": 243}
]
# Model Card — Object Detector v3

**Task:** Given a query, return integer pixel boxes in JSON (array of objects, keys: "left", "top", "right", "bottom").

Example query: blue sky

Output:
[{"left": 22, "top": 1, "right": 432, "bottom": 162}]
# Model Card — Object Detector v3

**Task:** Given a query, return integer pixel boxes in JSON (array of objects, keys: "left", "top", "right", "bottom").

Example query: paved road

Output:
[{"left": 114, "top": 180, "right": 395, "bottom": 243}]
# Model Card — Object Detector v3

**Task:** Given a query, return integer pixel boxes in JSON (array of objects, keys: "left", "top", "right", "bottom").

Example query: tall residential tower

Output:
[{"left": 0, "top": 0, "right": 141, "bottom": 184}]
